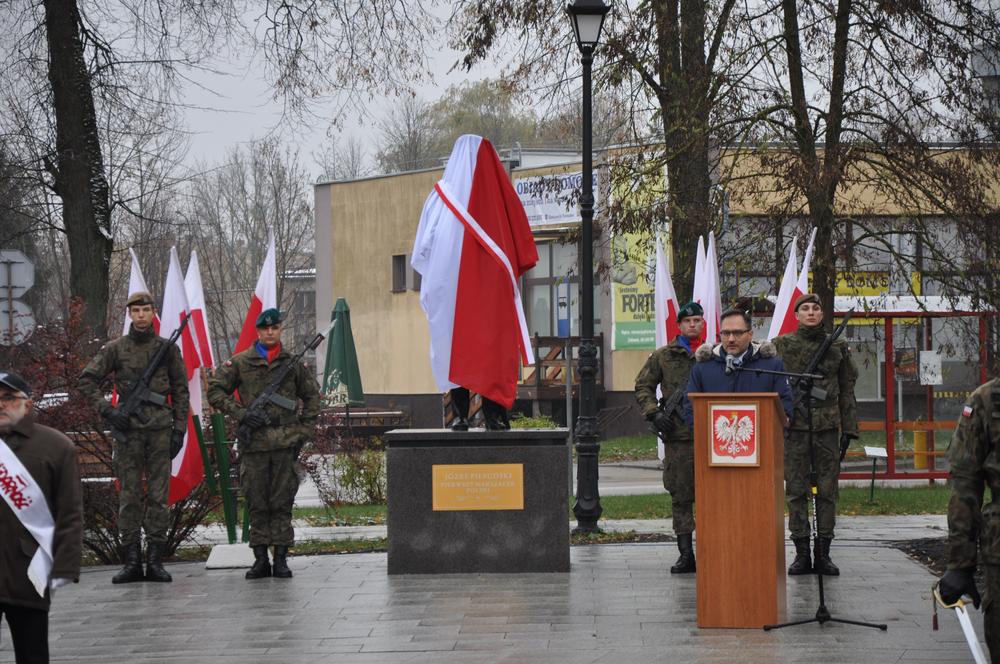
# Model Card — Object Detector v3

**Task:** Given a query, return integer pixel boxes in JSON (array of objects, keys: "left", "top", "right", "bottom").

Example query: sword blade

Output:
[{"left": 954, "top": 604, "right": 989, "bottom": 664}]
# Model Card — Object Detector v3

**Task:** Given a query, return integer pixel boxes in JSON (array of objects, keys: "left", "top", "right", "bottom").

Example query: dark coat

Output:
[
  {"left": 0, "top": 414, "right": 82, "bottom": 610},
  {"left": 682, "top": 340, "right": 793, "bottom": 429}
]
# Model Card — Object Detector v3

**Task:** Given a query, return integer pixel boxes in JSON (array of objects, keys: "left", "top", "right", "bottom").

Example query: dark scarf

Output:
[{"left": 128, "top": 324, "right": 156, "bottom": 342}]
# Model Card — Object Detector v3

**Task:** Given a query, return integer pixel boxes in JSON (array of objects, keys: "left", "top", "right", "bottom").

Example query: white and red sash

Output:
[
  {"left": 434, "top": 180, "right": 534, "bottom": 365},
  {"left": 0, "top": 436, "right": 54, "bottom": 597}
]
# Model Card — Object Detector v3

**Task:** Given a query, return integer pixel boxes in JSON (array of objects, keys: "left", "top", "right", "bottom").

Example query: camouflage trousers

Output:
[
  {"left": 784, "top": 428, "right": 840, "bottom": 539},
  {"left": 663, "top": 442, "right": 695, "bottom": 535},
  {"left": 986, "top": 565, "right": 1000, "bottom": 663},
  {"left": 241, "top": 448, "right": 299, "bottom": 547},
  {"left": 115, "top": 427, "right": 172, "bottom": 545}
]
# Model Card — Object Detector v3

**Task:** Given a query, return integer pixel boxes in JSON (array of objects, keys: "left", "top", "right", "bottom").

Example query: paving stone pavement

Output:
[{"left": 0, "top": 515, "right": 983, "bottom": 664}]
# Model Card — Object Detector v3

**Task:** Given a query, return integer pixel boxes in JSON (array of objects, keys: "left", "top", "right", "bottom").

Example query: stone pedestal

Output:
[{"left": 385, "top": 428, "right": 570, "bottom": 574}]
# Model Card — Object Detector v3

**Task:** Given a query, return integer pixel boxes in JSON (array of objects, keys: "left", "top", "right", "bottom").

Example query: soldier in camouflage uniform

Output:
[
  {"left": 773, "top": 293, "right": 858, "bottom": 576},
  {"left": 634, "top": 301, "right": 704, "bottom": 574},
  {"left": 940, "top": 378, "right": 1000, "bottom": 661},
  {"left": 208, "top": 308, "right": 320, "bottom": 580},
  {"left": 78, "top": 291, "right": 189, "bottom": 584}
]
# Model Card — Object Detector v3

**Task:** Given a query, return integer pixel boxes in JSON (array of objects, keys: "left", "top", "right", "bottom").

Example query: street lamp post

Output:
[{"left": 566, "top": 0, "right": 610, "bottom": 534}]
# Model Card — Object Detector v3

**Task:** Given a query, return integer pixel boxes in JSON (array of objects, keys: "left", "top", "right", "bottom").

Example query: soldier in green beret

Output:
[
  {"left": 208, "top": 308, "right": 321, "bottom": 579},
  {"left": 634, "top": 301, "right": 704, "bottom": 574},
  {"left": 939, "top": 377, "right": 1000, "bottom": 660},
  {"left": 78, "top": 291, "right": 189, "bottom": 584},
  {"left": 773, "top": 293, "right": 858, "bottom": 576}
]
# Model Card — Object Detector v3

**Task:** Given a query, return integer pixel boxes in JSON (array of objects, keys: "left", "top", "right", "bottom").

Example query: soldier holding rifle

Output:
[
  {"left": 208, "top": 309, "right": 321, "bottom": 580},
  {"left": 634, "top": 302, "right": 704, "bottom": 574},
  {"left": 773, "top": 293, "right": 859, "bottom": 577},
  {"left": 78, "top": 291, "right": 189, "bottom": 585}
]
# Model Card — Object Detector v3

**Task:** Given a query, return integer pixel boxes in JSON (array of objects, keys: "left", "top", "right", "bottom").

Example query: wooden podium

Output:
[{"left": 690, "top": 393, "right": 787, "bottom": 628}]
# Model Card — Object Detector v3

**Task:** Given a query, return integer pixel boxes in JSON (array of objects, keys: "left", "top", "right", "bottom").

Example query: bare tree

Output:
[
  {"left": 314, "top": 135, "right": 369, "bottom": 182},
  {"left": 0, "top": 0, "right": 441, "bottom": 335},
  {"left": 375, "top": 95, "right": 448, "bottom": 173},
  {"left": 184, "top": 139, "right": 315, "bottom": 357}
]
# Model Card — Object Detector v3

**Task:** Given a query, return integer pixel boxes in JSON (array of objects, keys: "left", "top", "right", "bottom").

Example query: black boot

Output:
[
  {"left": 788, "top": 537, "right": 812, "bottom": 575},
  {"left": 450, "top": 387, "right": 470, "bottom": 431},
  {"left": 245, "top": 545, "right": 272, "bottom": 580},
  {"left": 813, "top": 536, "right": 840, "bottom": 576},
  {"left": 144, "top": 542, "right": 173, "bottom": 582},
  {"left": 670, "top": 533, "right": 696, "bottom": 574},
  {"left": 482, "top": 398, "right": 510, "bottom": 431},
  {"left": 272, "top": 546, "right": 293, "bottom": 578},
  {"left": 112, "top": 541, "right": 144, "bottom": 584}
]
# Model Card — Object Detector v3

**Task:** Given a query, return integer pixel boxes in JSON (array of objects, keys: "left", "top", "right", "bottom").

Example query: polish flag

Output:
[
  {"left": 411, "top": 135, "right": 538, "bottom": 408},
  {"left": 122, "top": 248, "right": 160, "bottom": 336},
  {"left": 653, "top": 236, "right": 681, "bottom": 349},
  {"left": 704, "top": 232, "right": 723, "bottom": 344},
  {"left": 767, "top": 237, "right": 799, "bottom": 340},
  {"left": 691, "top": 237, "right": 707, "bottom": 345},
  {"left": 161, "top": 247, "right": 204, "bottom": 504},
  {"left": 234, "top": 234, "right": 277, "bottom": 355},
  {"left": 776, "top": 227, "right": 817, "bottom": 337},
  {"left": 184, "top": 250, "right": 216, "bottom": 369}
]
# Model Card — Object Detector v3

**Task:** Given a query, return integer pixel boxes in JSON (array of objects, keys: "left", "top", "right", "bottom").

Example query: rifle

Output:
[
  {"left": 650, "top": 385, "right": 686, "bottom": 437},
  {"left": 788, "top": 309, "right": 854, "bottom": 427},
  {"left": 235, "top": 319, "right": 336, "bottom": 448},
  {"left": 111, "top": 312, "right": 192, "bottom": 445}
]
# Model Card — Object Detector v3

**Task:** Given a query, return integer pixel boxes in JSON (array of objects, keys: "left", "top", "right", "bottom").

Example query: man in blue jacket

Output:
[{"left": 683, "top": 309, "right": 793, "bottom": 429}]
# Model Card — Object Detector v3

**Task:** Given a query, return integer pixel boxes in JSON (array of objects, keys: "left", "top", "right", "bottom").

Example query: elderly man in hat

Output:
[
  {"left": 634, "top": 301, "right": 705, "bottom": 574},
  {"left": 0, "top": 371, "right": 82, "bottom": 664},
  {"left": 78, "top": 291, "right": 189, "bottom": 585},
  {"left": 208, "top": 308, "right": 320, "bottom": 580},
  {"left": 774, "top": 293, "right": 859, "bottom": 576}
]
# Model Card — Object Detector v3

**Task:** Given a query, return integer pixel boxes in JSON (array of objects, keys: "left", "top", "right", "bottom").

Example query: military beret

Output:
[
  {"left": 677, "top": 301, "right": 704, "bottom": 322},
  {"left": 793, "top": 293, "right": 822, "bottom": 312},
  {"left": 0, "top": 370, "right": 31, "bottom": 398},
  {"left": 126, "top": 291, "right": 155, "bottom": 308},
  {"left": 256, "top": 308, "right": 284, "bottom": 327}
]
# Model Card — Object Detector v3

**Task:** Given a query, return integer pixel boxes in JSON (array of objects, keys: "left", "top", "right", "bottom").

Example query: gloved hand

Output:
[
  {"left": 103, "top": 406, "right": 131, "bottom": 431},
  {"left": 170, "top": 429, "right": 185, "bottom": 459},
  {"left": 939, "top": 568, "right": 981, "bottom": 608},
  {"left": 49, "top": 577, "right": 73, "bottom": 592},
  {"left": 242, "top": 409, "right": 271, "bottom": 429},
  {"left": 839, "top": 432, "right": 858, "bottom": 462},
  {"left": 648, "top": 411, "right": 672, "bottom": 435}
]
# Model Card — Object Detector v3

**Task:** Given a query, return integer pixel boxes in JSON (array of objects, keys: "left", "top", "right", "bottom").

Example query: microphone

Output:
[{"left": 725, "top": 355, "right": 735, "bottom": 375}]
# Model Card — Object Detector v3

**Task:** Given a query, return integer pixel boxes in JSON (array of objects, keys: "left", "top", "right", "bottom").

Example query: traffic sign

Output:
[
  {"left": 0, "top": 249, "right": 34, "bottom": 298},
  {"left": 0, "top": 300, "right": 35, "bottom": 346}
]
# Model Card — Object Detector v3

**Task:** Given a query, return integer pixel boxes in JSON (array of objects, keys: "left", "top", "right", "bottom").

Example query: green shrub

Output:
[{"left": 509, "top": 412, "right": 558, "bottom": 429}]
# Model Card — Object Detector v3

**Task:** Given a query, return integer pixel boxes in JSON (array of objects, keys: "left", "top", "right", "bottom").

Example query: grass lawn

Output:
[{"left": 598, "top": 434, "right": 659, "bottom": 462}]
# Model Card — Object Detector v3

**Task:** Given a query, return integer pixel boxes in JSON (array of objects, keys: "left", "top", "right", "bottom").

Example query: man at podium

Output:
[{"left": 683, "top": 309, "right": 793, "bottom": 426}]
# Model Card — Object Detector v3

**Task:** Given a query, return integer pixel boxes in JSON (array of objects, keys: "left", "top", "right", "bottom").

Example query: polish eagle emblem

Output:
[{"left": 713, "top": 412, "right": 755, "bottom": 458}]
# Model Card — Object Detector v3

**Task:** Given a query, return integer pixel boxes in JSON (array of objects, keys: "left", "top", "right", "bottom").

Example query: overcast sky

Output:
[{"left": 177, "top": 24, "right": 492, "bottom": 172}]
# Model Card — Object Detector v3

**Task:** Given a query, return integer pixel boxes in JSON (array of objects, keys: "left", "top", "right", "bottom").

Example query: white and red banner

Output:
[
  {"left": 653, "top": 236, "right": 681, "bottom": 349},
  {"left": 234, "top": 234, "right": 277, "bottom": 356},
  {"left": 161, "top": 248, "right": 204, "bottom": 504},
  {"left": 767, "top": 236, "right": 799, "bottom": 340},
  {"left": 770, "top": 228, "right": 817, "bottom": 338},
  {"left": 704, "top": 232, "right": 723, "bottom": 344},
  {"left": 184, "top": 250, "right": 216, "bottom": 369},
  {"left": 710, "top": 403, "right": 759, "bottom": 466},
  {"left": 411, "top": 135, "right": 539, "bottom": 409}
]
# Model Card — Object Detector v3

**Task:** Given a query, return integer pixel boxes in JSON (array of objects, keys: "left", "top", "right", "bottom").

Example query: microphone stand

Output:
[{"left": 733, "top": 364, "right": 887, "bottom": 632}]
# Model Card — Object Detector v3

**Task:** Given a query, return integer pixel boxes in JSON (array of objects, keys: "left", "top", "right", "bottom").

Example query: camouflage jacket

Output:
[
  {"left": 78, "top": 325, "right": 189, "bottom": 432},
  {"left": 773, "top": 324, "right": 859, "bottom": 434},
  {"left": 634, "top": 338, "right": 696, "bottom": 442},
  {"left": 207, "top": 345, "right": 321, "bottom": 452},
  {"left": 947, "top": 379, "right": 1000, "bottom": 569}
]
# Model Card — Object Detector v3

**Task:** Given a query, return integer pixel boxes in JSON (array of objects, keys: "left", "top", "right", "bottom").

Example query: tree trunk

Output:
[
  {"left": 43, "top": 0, "right": 112, "bottom": 336},
  {"left": 656, "top": 0, "right": 712, "bottom": 301}
]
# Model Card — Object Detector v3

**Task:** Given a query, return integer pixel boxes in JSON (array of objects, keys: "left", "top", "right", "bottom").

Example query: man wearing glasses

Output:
[{"left": 683, "top": 308, "right": 793, "bottom": 430}]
